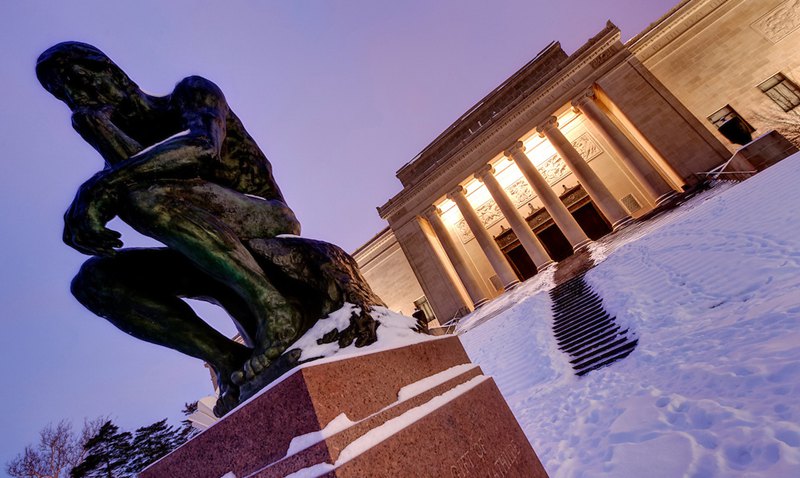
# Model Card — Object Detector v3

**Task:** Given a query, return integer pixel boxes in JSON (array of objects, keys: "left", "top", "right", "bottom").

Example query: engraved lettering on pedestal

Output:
[{"left": 446, "top": 435, "right": 528, "bottom": 478}]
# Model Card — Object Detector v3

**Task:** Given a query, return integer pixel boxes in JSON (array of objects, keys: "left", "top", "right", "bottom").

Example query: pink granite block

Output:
[{"left": 142, "top": 336, "right": 549, "bottom": 478}]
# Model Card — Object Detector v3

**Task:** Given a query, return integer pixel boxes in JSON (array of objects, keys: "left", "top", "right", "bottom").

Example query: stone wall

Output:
[
  {"left": 353, "top": 228, "right": 426, "bottom": 317},
  {"left": 631, "top": 0, "right": 800, "bottom": 149}
]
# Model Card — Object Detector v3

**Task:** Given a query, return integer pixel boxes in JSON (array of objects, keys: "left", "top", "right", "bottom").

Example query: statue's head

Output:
[{"left": 36, "top": 42, "right": 137, "bottom": 109}]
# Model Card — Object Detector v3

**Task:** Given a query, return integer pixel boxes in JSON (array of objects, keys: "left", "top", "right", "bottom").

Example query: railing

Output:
[{"left": 699, "top": 155, "right": 757, "bottom": 181}]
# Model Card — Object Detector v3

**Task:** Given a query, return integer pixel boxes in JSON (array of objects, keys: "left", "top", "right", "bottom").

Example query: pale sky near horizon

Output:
[{"left": 0, "top": 0, "right": 678, "bottom": 471}]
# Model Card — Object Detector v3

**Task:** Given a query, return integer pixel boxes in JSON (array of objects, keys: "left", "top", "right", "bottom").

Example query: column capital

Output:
[
  {"left": 473, "top": 163, "right": 495, "bottom": 182},
  {"left": 570, "top": 88, "right": 597, "bottom": 109},
  {"left": 422, "top": 205, "right": 442, "bottom": 219},
  {"left": 536, "top": 116, "right": 559, "bottom": 135},
  {"left": 503, "top": 140, "right": 526, "bottom": 158},
  {"left": 446, "top": 184, "right": 466, "bottom": 200}
]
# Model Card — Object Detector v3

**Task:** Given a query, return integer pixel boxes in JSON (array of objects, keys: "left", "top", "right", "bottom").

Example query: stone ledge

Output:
[{"left": 142, "top": 337, "right": 471, "bottom": 477}]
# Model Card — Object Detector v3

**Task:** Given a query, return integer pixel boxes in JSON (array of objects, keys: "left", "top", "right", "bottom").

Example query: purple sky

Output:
[{"left": 0, "top": 0, "right": 678, "bottom": 471}]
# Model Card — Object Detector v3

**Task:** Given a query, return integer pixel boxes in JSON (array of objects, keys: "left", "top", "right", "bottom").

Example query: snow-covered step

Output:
[{"left": 549, "top": 274, "right": 637, "bottom": 375}]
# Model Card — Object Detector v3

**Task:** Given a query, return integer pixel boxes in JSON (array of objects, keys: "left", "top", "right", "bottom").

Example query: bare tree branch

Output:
[{"left": 5, "top": 419, "right": 104, "bottom": 478}]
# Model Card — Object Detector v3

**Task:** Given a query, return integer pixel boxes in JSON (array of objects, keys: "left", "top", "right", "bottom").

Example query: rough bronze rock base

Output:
[{"left": 141, "top": 336, "right": 548, "bottom": 478}]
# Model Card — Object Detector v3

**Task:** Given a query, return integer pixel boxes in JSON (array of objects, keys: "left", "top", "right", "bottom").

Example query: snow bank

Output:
[{"left": 461, "top": 155, "right": 800, "bottom": 477}]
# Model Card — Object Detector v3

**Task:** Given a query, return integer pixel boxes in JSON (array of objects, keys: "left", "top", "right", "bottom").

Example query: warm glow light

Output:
[
  {"left": 465, "top": 180, "right": 491, "bottom": 208},
  {"left": 558, "top": 109, "right": 580, "bottom": 128},
  {"left": 436, "top": 106, "right": 585, "bottom": 227},
  {"left": 518, "top": 108, "right": 583, "bottom": 166},
  {"left": 494, "top": 161, "right": 524, "bottom": 188},
  {"left": 522, "top": 139, "right": 558, "bottom": 167},
  {"left": 439, "top": 199, "right": 461, "bottom": 225},
  {"left": 436, "top": 178, "right": 493, "bottom": 226}
]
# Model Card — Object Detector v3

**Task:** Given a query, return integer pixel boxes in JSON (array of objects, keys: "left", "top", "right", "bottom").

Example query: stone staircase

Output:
[{"left": 549, "top": 274, "right": 637, "bottom": 376}]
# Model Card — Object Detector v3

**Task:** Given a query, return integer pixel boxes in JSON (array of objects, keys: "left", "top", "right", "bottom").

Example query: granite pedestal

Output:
[{"left": 141, "top": 336, "right": 549, "bottom": 478}]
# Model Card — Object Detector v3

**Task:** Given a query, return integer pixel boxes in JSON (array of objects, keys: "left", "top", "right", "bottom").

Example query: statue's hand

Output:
[
  {"left": 71, "top": 105, "right": 112, "bottom": 125},
  {"left": 63, "top": 173, "right": 123, "bottom": 256}
]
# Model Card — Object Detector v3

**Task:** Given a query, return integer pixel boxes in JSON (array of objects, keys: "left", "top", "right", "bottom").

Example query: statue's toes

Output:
[
  {"left": 243, "top": 358, "right": 257, "bottom": 380},
  {"left": 229, "top": 346, "right": 286, "bottom": 387},
  {"left": 256, "top": 354, "right": 271, "bottom": 369},
  {"left": 264, "top": 341, "right": 287, "bottom": 360},
  {"left": 231, "top": 370, "right": 246, "bottom": 386},
  {"left": 214, "top": 390, "right": 239, "bottom": 418},
  {"left": 243, "top": 353, "right": 275, "bottom": 380}
]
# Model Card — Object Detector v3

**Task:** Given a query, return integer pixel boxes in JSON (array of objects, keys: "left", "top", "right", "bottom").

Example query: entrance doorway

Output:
[
  {"left": 499, "top": 199, "right": 612, "bottom": 279},
  {"left": 573, "top": 202, "right": 612, "bottom": 240},
  {"left": 505, "top": 244, "right": 537, "bottom": 281}
]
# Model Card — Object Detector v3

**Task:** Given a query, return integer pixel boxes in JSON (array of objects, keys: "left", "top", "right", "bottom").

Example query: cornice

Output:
[
  {"left": 627, "top": 0, "right": 733, "bottom": 62},
  {"left": 378, "top": 23, "right": 623, "bottom": 226},
  {"left": 351, "top": 226, "right": 395, "bottom": 262},
  {"left": 395, "top": 43, "right": 568, "bottom": 187}
]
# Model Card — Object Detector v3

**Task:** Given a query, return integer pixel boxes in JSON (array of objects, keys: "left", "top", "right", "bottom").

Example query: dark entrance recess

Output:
[
  {"left": 505, "top": 244, "right": 538, "bottom": 281},
  {"left": 573, "top": 202, "right": 612, "bottom": 240},
  {"left": 495, "top": 185, "right": 613, "bottom": 280},
  {"left": 537, "top": 225, "right": 573, "bottom": 262}
]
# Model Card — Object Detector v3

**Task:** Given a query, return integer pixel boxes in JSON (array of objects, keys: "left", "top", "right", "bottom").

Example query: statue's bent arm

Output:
[
  {"left": 99, "top": 77, "right": 230, "bottom": 192},
  {"left": 71, "top": 106, "right": 142, "bottom": 167},
  {"left": 64, "top": 77, "right": 232, "bottom": 256}
]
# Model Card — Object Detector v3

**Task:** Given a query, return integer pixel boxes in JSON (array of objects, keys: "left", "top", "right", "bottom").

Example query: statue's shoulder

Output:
[{"left": 173, "top": 75, "right": 227, "bottom": 103}]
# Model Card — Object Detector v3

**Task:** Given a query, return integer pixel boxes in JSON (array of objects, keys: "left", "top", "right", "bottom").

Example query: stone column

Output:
[
  {"left": 423, "top": 207, "right": 490, "bottom": 307},
  {"left": 447, "top": 186, "right": 520, "bottom": 291},
  {"left": 572, "top": 90, "right": 676, "bottom": 205},
  {"left": 537, "top": 116, "right": 632, "bottom": 229},
  {"left": 474, "top": 164, "right": 554, "bottom": 270},
  {"left": 505, "top": 141, "right": 591, "bottom": 250}
]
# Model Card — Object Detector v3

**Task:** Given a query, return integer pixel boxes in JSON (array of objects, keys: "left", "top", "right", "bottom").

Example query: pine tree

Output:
[
  {"left": 124, "top": 419, "right": 179, "bottom": 474},
  {"left": 176, "top": 401, "right": 200, "bottom": 445},
  {"left": 70, "top": 421, "right": 133, "bottom": 478}
]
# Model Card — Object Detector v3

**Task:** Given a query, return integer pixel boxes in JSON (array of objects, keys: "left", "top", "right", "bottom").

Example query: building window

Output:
[
  {"left": 758, "top": 73, "right": 800, "bottom": 112},
  {"left": 708, "top": 105, "right": 755, "bottom": 145},
  {"left": 413, "top": 296, "right": 435, "bottom": 322}
]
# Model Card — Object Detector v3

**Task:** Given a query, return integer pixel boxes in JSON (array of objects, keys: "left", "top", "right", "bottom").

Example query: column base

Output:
[
  {"left": 503, "top": 280, "right": 521, "bottom": 291},
  {"left": 536, "top": 259, "right": 556, "bottom": 271},
  {"left": 473, "top": 297, "right": 491, "bottom": 308},
  {"left": 611, "top": 216, "right": 634, "bottom": 231},
  {"left": 655, "top": 190, "right": 678, "bottom": 206},
  {"left": 571, "top": 239, "right": 592, "bottom": 252}
]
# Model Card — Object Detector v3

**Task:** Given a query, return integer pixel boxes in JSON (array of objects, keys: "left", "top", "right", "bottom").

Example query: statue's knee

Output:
[
  {"left": 283, "top": 207, "right": 302, "bottom": 236},
  {"left": 70, "top": 256, "right": 113, "bottom": 306}
]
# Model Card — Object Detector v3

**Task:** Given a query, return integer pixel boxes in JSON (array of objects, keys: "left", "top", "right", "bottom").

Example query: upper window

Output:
[{"left": 758, "top": 73, "right": 800, "bottom": 112}]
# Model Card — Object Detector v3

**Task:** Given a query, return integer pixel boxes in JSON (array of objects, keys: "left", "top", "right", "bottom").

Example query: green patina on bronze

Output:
[{"left": 37, "top": 42, "right": 385, "bottom": 416}]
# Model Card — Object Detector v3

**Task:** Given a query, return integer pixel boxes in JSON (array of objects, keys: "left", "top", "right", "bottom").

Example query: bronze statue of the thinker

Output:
[{"left": 37, "top": 42, "right": 386, "bottom": 416}]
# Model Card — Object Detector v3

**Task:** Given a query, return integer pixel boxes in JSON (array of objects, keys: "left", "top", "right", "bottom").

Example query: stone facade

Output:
[
  {"left": 351, "top": 228, "right": 425, "bottom": 317},
  {"left": 630, "top": 0, "right": 800, "bottom": 149},
  {"left": 354, "top": 0, "right": 799, "bottom": 322}
]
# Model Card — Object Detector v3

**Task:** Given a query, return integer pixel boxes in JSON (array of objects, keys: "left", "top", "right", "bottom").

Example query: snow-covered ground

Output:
[{"left": 459, "top": 154, "right": 800, "bottom": 477}]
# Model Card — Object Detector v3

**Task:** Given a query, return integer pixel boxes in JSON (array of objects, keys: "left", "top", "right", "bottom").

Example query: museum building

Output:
[{"left": 353, "top": 0, "right": 800, "bottom": 324}]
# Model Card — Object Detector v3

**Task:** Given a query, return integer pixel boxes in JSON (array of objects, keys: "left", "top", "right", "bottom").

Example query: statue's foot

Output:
[
  {"left": 212, "top": 373, "right": 242, "bottom": 417},
  {"left": 230, "top": 340, "right": 290, "bottom": 385}
]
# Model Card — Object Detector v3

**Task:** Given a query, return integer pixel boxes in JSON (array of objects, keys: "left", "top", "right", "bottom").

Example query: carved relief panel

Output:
[
  {"left": 752, "top": 0, "right": 800, "bottom": 43},
  {"left": 454, "top": 131, "right": 602, "bottom": 243}
]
